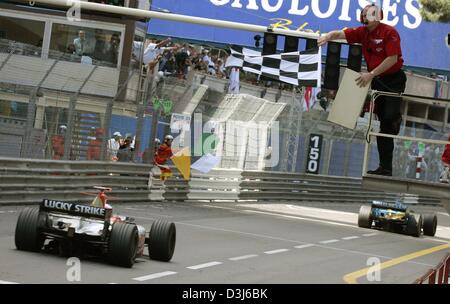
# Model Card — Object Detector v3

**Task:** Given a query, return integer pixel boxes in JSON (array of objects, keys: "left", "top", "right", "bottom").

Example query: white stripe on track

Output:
[
  {"left": 187, "top": 262, "right": 222, "bottom": 270},
  {"left": 133, "top": 271, "right": 177, "bottom": 281},
  {"left": 294, "top": 244, "right": 315, "bottom": 249},
  {"left": 264, "top": 249, "right": 289, "bottom": 255},
  {"left": 362, "top": 233, "right": 378, "bottom": 237},
  {"left": 320, "top": 239, "right": 339, "bottom": 244},
  {"left": 0, "top": 280, "right": 19, "bottom": 284},
  {"left": 229, "top": 254, "right": 258, "bottom": 261},
  {"left": 342, "top": 236, "right": 360, "bottom": 240}
]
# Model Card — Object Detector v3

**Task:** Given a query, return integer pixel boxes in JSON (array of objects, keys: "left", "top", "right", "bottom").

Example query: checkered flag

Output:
[{"left": 226, "top": 45, "right": 321, "bottom": 87}]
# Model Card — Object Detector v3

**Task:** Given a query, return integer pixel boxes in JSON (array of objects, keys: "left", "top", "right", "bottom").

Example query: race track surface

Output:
[{"left": 1, "top": 201, "right": 449, "bottom": 284}]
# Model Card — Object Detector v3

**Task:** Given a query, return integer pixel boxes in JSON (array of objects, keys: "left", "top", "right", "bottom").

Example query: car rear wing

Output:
[
  {"left": 40, "top": 199, "right": 112, "bottom": 220},
  {"left": 371, "top": 200, "right": 408, "bottom": 212}
]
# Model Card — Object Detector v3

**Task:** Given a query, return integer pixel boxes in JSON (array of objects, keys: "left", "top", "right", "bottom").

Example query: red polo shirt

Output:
[{"left": 344, "top": 23, "right": 403, "bottom": 76}]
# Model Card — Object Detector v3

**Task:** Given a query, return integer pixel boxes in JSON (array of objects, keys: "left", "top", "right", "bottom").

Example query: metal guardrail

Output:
[
  {"left": 0, "top": 158, "right": 441, "bottom": 205},
  {"left": 0, "top": 157, "right": 153, "bottom": 205},
  {"left": 414, "top": 252, "right": 450, "bottom": 284}
]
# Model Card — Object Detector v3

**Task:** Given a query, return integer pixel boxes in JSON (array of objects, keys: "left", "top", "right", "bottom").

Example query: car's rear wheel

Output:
[
  {"left": 358, "top": 205, "right": 373, "bottom": 228},
  {"left": 406, "top": 213, "right": 422, "bottom": 237},
  {"left": 148, "top": 220, "right": 176, "bottom": 262},
  {"left": 15, "top": 208, "right": 44, "bottom": 252},
  {"left": 422, "top": 213, "right": 437, "bottom": 237},
  {"left": 108, "top": 222, "right": 139, "bottom": 268}
]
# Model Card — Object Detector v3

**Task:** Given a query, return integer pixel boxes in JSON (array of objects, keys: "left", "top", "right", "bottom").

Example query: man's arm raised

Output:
[{"left": 317, "top": 30, "right": 346, "bottom": 47}]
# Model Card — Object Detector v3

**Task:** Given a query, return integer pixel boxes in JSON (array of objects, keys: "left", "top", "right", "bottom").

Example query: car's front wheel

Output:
[
  {"left": 422, "top": 213, "right": 437, "bottom": 237},
  {"left": 358, "top": 205, "right": 373, "bottom": 228}
]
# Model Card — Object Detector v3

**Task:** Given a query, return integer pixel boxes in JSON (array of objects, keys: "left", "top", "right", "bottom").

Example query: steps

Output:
[{"left": 70, "top": 111, "right": 101, "bottom": 160}]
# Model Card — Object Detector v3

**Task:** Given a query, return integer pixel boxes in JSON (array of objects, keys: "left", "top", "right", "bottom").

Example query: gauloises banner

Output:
[{"left": 148, "top": 0, "right": 450, "bottom": 71}]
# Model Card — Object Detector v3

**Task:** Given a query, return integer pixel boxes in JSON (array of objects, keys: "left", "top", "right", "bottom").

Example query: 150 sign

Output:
[{"left": 306, "top": 134, "right": 322, "bottom": 174}]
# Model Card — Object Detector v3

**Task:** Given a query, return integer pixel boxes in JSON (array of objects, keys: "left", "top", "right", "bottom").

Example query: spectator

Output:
[
  {"left": 93, "top": 30, "right": 107, "bottom": 62},
  {"left": 87, "top": 128, "right": 104, "bottom": 161},
  {"left": 440, "top": 135, "right": 450, "bottom": 183},
  {"left": 103, "top": 33, "right": 120, "bottom": 65},
  {"left": 73, "top": 30, "right": 93, "bottom": 56},
  {"left": 159, "top": 50, "right": 177, "bottom": 75},
  {"left": 202, "top": 50, "right": 216, "bottom": 75},
  {"left": 143, "top": 37, "right": 176, "bottom": 66},
  {"left": 142, "top": 138, "right": 161, "bottom": 164},
  {"left": 51, "top": 125, "right": 66, "bottom": 160},
  {"left": 154, "top": 135, "right": 174, "bottom": 181},
  {"left": 117, "top": 133, "right": 134, "bottom": 162},
  {"left": 64, "top": 44, "right": 79, "bottom": 62},
  {"left": 175, "top": 44, "right": 190, "bottom": 79},
  {"left": 216, "top": 58, "right": 226, "bottom": 78},
  {"left": 107, "top": 131, "right": 122, "bottom": 161}
]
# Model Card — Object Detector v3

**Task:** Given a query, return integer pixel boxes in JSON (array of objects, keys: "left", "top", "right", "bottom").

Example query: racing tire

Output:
[
  {"left": 406, "top": 213, "right": 422, "bottom": 237},
  {"left": 15, "top": 207, "right": 44, "bottom": 252},
  {"left": 358, "top": 205, "right": 373, "bottom": 228},
  {"left": 422, "top": 213, "right": 437, "bottom": 237},
  {"left": 148, "top": 220, "right": 176, "bottom": 262},
  {"left": 108, "top": 222, "right": 139, "bottom": 268}
]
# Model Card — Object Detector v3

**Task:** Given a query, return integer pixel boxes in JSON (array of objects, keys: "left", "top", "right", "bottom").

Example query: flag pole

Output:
[{"left": 28, "top": 0, "right": 341, "bottom": 41}]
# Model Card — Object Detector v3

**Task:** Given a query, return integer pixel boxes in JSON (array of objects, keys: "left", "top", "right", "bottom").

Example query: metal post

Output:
[
  {"left": 280, "top": 87, "right": 303, "bottom": 172},
  {"left": 101, "top": 99, "right": 114, "bottom": 161},
  {"left": 63, "top": 66, "right": 97, "bottom": 160},
  {"left": 322, "top": 138, "right": 333, "bottom": 175},
  {"left": 0, "top": 44, "right": 16, "bottom": 72},
  {"left": 148, "top": 107, "right": 160, "bottom": 162},
  {"left": 101, "top": 67, "right": 135, "bottom": 160},
  {"left": 63, "top": 95, "right": 77, "bottom": 160},
  {"left": 133, "top": 103, "right": 145, "bottom": 162},
  {"left": 21, "top": 59, "right": 59, "bottom": 158},
  {"left": 343, "top": 141, "right": 352, "bottom": 177},
  {"left": 443, "top": 104, "right": 449, "bottom": 132},
  {"left": 362, "top": 137, "right": 371, "bottom": 176},
  {"left": 147, "top": 68, "right": 161, "bottom": 161}
]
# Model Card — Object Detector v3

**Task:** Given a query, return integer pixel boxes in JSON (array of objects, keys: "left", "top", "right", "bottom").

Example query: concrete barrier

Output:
[{"left": 0, "top": 158, "right": 440, "bottom": 206}]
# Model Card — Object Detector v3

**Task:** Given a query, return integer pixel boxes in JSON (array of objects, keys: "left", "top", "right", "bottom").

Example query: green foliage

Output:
[{"left": 419, "top": 0, "right": 450, "bottom": 22}]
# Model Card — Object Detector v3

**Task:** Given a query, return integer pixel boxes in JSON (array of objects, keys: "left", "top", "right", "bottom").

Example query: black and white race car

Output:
[
  {"left": 357, "top": 200, "right": 437, "bottom": 237},
  {"left": 14, "top": 187, "right": 176, "bottom": 267}
]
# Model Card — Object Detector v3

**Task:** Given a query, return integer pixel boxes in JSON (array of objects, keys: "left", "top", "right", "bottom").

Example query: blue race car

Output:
[{"left": 357, "top": 201, "right": 437, "bottom": 237}]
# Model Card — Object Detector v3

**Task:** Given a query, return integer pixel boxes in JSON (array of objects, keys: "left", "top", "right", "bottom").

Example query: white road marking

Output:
[
  {"left": 133, "top": 271, "right": 177, "bottom": 281},
  {"left": 201, "top": 204, "right": 447, "bottom": 244},
  {"left": 286, "top": 205, "right": 356, "bottom": 216},
  {"left": 320, "top": 239, "right": 339, "bottom": 244},
  {"left": 229, "top": 254, "right": 258, "bottom": 261},
  {"left": 243, "top": 209, "right": 357, "bottom": 228},
  {"left": 132, "top": 217, "right": 435, "bottom": 267},
  {"left": 437, "top": 212, "right": 449, "bottom": 217},
  {"left": 0, "top": 211, "right": 4, "bottom": 214},
  {"left": 187, "top": 262, "right": 222, "bottom": 270},
  {"left": 342, "top": 236, "right": 360, "bottom": 240},
  {"left": 294, "top": 244, "right": 315, "bottom": 249},
  {"left": 264, "top": 249, "right": 289, "bottom": 255},
  {"left": 362, "top": 233, "right": 378, "bottom": 237},
  {"left": 0, "top": 280, "right": 19, "bottom": 284}
]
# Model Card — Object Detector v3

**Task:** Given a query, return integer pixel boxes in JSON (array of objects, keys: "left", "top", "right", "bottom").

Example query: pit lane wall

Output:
[{"left": 0, "top": 157, "right": 440, "bottom": 206}]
